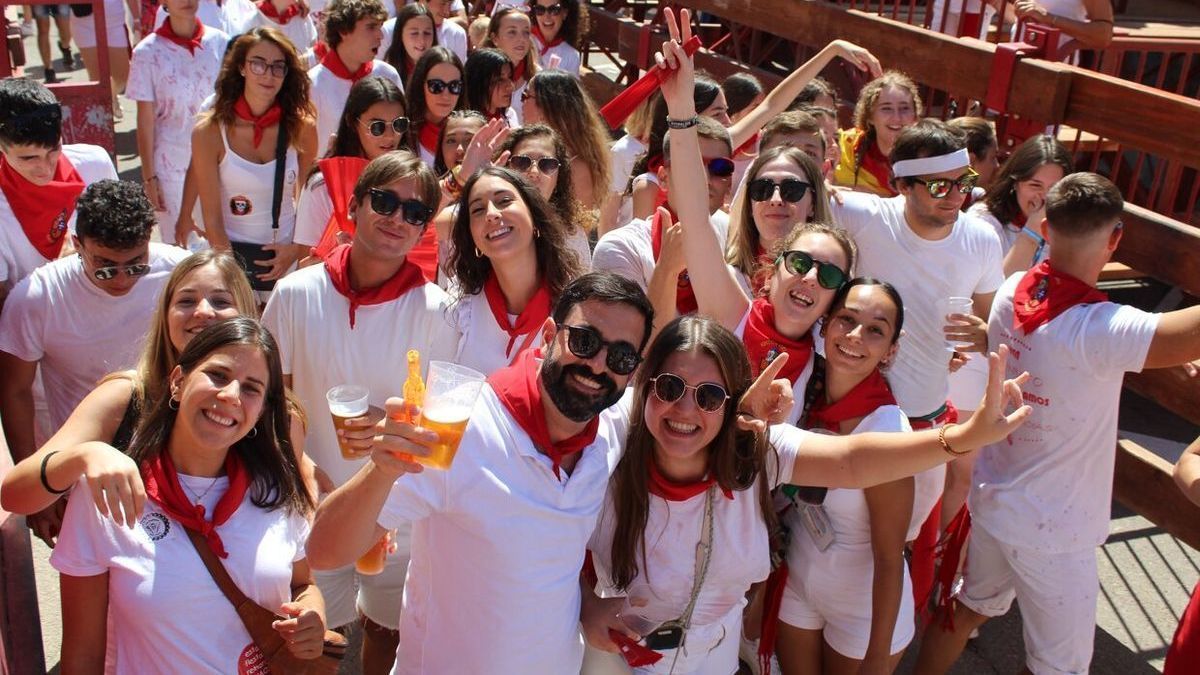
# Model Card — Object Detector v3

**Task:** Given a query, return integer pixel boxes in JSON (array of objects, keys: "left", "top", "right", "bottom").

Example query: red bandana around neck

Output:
[
  {"left": 418, "top": 121, "right": 441, "bottom": 158},
  {"left": 257, "top": 0, "right": 302, "bottom": 24},
  {"left": 512, "top": 59, "right": 527, "bottom": 84},
  {"left": 154, "top": 16, "right": 204, "bottom": 54},
  {"left": 321, "top": 48, "right": 372, "bottom": 83},
  {"left": 141, "top": 449, "right": 249, "bottom": 559},
  {"left": 0, "top": 153, "right": 84, "bottom": 260},
  {"left": 649, "top": 204, "right": 699, "bottom": 315},
  {"left": 1012, "top": 260, "right": 1107, "bottom": 335},
  {"left": 312, "top": 156, "right": 369, "bottom": 259},
  {"left": 647, "top": 456, "right": 733, "bottom": 502},
  {"left": 531, "top": 23, "right": 564, "bottom": 56},
  {"left": 313, "top": 41, "right": 329, "bottom": 61},
  {"left": 742, "top": 297, "right": 814, "bottom": 384},
  {"left": 324, "top": 243, "right": 426, "bottom": 328},
  {"left": 487, "top": 349, "right": 600, "bottom": 479},
  {"left": 233, "top": 96, "right": 282, "bottom": 148},
  {"left": 855, "top": 133, "right": 897, "bottom": 197},
  {"left": 805, "top": 369, "right": 896, "bottom": 432},
  {"left": 483, "top": 273, "right": 551, "bottom": 361}
]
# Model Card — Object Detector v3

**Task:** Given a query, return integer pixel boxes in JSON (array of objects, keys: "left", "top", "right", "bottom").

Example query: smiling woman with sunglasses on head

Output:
[{"left": 407, "top": 46, "right": 465, "bottom": 167}]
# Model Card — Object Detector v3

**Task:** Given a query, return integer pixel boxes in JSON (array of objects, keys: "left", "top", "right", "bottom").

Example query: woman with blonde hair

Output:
[
  {"left": 834, "top": 71, "right": 923, "bottom": 197},
  {"left": 521, "top": 68, "right": 613, "bottom": 211}
]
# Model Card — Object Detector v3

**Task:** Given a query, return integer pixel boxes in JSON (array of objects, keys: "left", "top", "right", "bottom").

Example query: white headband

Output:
[{"left": 891, "top": 148, "right": 971, "bottom": 178}]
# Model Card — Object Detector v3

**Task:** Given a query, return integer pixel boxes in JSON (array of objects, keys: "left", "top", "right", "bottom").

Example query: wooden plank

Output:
[
  {"left": 1099, "top": 262, "right": 1144, "bottom": 281},
  {"left": 608, "top": 13, "right": 784, "bottom": 86},
  {"left": 1114, "top": 438, "right": 1200, "bottom": 550},
  {"left": 1114, "top": 203, "right": 1200, "bottom": 297},
  {"left": 1126, "top": 367, "right": 1200, "bottom": 427}
]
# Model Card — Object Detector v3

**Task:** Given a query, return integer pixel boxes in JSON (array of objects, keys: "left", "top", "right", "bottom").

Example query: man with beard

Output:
[{"left": 307, "top": 272, "right": 656, "bottom": 673}]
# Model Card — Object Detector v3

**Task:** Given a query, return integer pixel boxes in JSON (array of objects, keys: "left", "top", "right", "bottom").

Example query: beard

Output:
[{"left": 540, "top": 348, "right": 621, "bottom": 423}]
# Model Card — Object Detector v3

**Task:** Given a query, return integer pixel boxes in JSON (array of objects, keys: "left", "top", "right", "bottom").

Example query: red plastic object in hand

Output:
[
  {"left": 608, "top": 629, "right": 663, "bottom": 667},
  {"left": 599, "top": 35, "right": 703, "bottom": 129}
]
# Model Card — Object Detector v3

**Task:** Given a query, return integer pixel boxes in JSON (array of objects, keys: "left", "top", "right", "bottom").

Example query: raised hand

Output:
[
  {"left": 655, "top": 7, "right": 696, "bottom": 119},
  {"left": 831, "top": 40, "right": 883, "bottom": 78},
  {"left": 961, "top": 345, "right": 1032, "bottom": 448},
  {"left": 737, "top": 351, "right": 796, "bottom": 433}
]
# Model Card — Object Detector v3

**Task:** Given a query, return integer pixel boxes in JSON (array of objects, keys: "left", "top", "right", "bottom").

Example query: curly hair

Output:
[
  {"left": 324, "top": 0, "right": 387, "bottom": 50},
  {"left": 527, "top": 70, "right": 612, "bottom": 205},
  {"left": 851, "top": 71, "right": 923, "bottom": 184},
  {"left": 75, "top": 180, "right": 156, "bottom": 248},
  {"left": 497, "top": 123, "right": 593, "bottom": 234},
  {"left": 203, "top": 28, "right": 315, "bottom": 144},
  {"left": 0, "top": 78, "right": 61, "bottom": 148},
  {"left": 383, "top": 3, "right": 438, "bottom": 87}
]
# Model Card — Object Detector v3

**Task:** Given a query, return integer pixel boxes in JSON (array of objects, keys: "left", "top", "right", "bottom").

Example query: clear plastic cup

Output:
[
  {"left": 327, "top": 385, "right": 370, "bottom": 460},
  {"left": 943, "top": 296, "right": 976, "bottom": 351},
  {"left": 414, "top": 362, "right": 486, "bottom": 470}
]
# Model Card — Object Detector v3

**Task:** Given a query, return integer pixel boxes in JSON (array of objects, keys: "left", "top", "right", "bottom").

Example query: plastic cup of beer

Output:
[
  {"left": 327, "top": 385, "right": 370, "bottom": 460},
  {"left": 943, "top": 296, "right": 976, "bottom": 352},
  {"left": 355, "top": 530, "right": 393, "bottom": 576},
  {"left": 415, "top": 362, "right": 485, "bottom": 470}
]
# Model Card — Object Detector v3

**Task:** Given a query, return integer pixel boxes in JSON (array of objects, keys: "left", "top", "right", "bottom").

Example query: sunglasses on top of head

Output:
[
  {"left": 531, "top": 3, "right": 564, "bottom": 16},
  {"left": 359, "top": 116, "right": 410, "bottom": 137},
  {"left": 426, "top": 78, "right": 463, "bottom": 96},
  {"left": 557, "top": 324, "right": 642, "bottom": 376},
  {"left": 650, "top": 373, "right": 730, "bottom": 413},
  {"left": 748, "top": 177, "right": 811, "bottom": 203},
  {"left": 909, "top": 167, "right": 980, "bottom": 199},
  {"left": 777, "top": 250, "right": 848, "bottom": 290},
  {"left": 367, "top": 188, "right": 434, "bottom": 226}
]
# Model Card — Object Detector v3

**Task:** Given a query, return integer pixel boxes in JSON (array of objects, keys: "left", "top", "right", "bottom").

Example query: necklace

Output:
[{"left": 181, "top": 475, "right": 222, "bottom": 506}]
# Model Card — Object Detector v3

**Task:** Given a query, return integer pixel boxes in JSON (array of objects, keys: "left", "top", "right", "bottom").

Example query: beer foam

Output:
[
  {"left": 329, "top": 401, "right": 369, "bottom": 417},
  {"left": 422, "top": 404, "right": 472, "bottom": 424}
]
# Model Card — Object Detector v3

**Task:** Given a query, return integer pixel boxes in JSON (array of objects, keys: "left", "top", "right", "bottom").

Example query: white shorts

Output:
[
  {"left": 956, "top": 522, "right": 1097, "bottom": 674},
  {"left": 311, "top": 549, "right": 410, "bottom": 630},
  {"left": 778, "top": 561, "right": 914, "bottom": 659},
  {"left": 70, "top": 0, "right": 129, "bottom": 50},
  {"left": 579, "top": 603, "right": 742, "bottom": 675}
]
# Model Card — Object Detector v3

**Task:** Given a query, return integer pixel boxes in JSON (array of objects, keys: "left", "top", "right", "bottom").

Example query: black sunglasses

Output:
[
  {"left": 368, "top": 188, "right": 434, "bottom": 226},
  {"left": 705, "top": 156, "right": 735, "bottom": 178},
  {"left": 507, "top": 154, "right": 561, "bottom": 174},
  {"left": 910, "top": 168, "right": 980, "bottom": 199},
  {"left": 650, "top": 373, "right": 730, "bottom": 413},
  {"left": 558, "top": 324, "right": 642, "bottom": 376},
  {"left": 360, "top": 116, "right": 409, "bottom": 137},
  {"left": 748, "top": 177, "right": 811, "bottom": 203},
  {"left": 778, "top": 250, "right": 848, "bottom": 290},
  {"left": 426, "top": 78, "right": 463, "bottom": 96},
  {"left": 530, "top": 4, "right": 563, "bottom": 16}
]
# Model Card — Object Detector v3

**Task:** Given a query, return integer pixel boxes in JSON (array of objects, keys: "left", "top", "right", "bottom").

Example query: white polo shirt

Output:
[
  {"left": 0, "top": 144, "right": 118, "bottom": 290},
  {"left": 591, "top": 211, "right": 730, "bottom": 294},
  {"left": 970, "top": 272, "right": 1159, "bottom": 554},
  {"left": 377, "top": 384, "right": 634, "bottom": 674},
  {"left": 0, "top": 243, "right": 187, "bottom": 430},
  {"left": 309, "top": 61, "right": 404, "bottom": 157},
  {"left": 832, "top": 192, "right": 1004, "bottom": 417}
]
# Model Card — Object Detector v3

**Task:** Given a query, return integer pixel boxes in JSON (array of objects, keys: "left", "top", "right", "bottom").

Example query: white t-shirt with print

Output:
[
  {"left": 534, "top": 38, "right": 581, "bottom": 75},
  {"left": 52, "top": 477, "right": 309, "bottom": 675},
  {"left": 0, "top": 144, "right": 117, "bottom": 289},
  {"left": 832, "top": 193, "right": 1004, "bottom": 416},
  {"left": 308, "top": 61, "right": 404, "bottom": 157},
  {"left": 377, "top": 384, "right": 633, "bottom": 674},
  {"left": 591, "top": 211, "right": 730, "bottom": 294},
  {"left": 261, "top": 261, "right": 458, "bottom": 486},
  {"left": 0, "top": 243, "right": 188, "bottom": 430},
  {"left": 970, "top": 272, "right": 1159, "bottom": 554}
]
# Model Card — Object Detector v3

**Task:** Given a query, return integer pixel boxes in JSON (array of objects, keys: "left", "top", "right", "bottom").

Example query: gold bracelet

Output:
[{"left": 938, "top": 423, "right": 972, "bottom": 456}]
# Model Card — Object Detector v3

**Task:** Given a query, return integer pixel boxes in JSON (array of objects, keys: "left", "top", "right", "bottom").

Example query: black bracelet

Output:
[
  {"left": 665, "top": 115, "right": 700, "bottom": 130},
  {"left": 40, "top": 451, "right": 70, "bottom": 495}
]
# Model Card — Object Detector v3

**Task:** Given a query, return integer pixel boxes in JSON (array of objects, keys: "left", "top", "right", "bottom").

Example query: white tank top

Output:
[{"left": 218, "top": 126, "right": 299, "bottom": 245}]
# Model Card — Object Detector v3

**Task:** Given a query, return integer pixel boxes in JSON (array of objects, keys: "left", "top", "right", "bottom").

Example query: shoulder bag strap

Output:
[
  {"left": 183, "top": 526, "right": 254, "bottom": 607},
  {"left": 270, "top": 121, "right": 290, "bottom": 243}
]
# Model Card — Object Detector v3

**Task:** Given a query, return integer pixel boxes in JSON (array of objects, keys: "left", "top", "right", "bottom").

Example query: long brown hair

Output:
[
  {"left": 497, "top": 123, "right": 593, "bottom": 234},
  {"left": 527, "top": 70, "right": 612, "bottom": 206},
  {"left": 406, "top": 46, "right": 465, "bottom": 146},
  {"left": 850, "top": 71, "right": 922, "bottom": 185},
  {"left": 605, "top": 316, "right": 776, "bottom": 590},
  {"left": 982, "top": 134, "right": 1073, "bottom": 227},
  {"left": 204, "top": 27, "right": 315, "bottom": 144}
]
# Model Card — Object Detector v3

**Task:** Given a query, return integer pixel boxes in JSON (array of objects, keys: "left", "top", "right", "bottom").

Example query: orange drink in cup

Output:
[
  {"left": 355, "top": 530, "right": 394, "bottom": 575},
  {"left": 326, "top": 385, "right": 370, "bottom": 459},
  {"left": 413, "top": 362, "right": 485, "bottom": 470}
]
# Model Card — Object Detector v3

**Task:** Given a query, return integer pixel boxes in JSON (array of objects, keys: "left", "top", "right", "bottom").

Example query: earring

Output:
[
  {"left": 246, "top": 426, "right": 259, "bottom": 439},
  {"left": 168, "top": 397, "right": 179, "bottom": 410},
  {"left": 474, "top": 247, "right": 483, "bottom": 258},
  {"left": 533, "top": 228, "right": 541, "bottom": 239}
]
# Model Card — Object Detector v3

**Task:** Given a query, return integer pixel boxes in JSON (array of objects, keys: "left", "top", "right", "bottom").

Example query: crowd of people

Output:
[{"left": 0, "top": 1, "right": 1197, "bottom": 674}]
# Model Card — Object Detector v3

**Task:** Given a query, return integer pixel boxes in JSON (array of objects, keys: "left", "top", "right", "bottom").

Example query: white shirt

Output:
[
  {"left": 0, "top": 243, "right": 188, "bottom": 430},
  {"left": 52, "top": 477, "right": 309, "bottom": 674},
  {"left": 970, "top": 272, "right": 1159, "bottom": 553},
  {"left": 591, "top": 212, "right": 730, "bottom": 294},
  {"left": 247, "top": 9, "right": 318, "bottom": 54},
  {"left": 534, "top": 38, "right": 581, "bottom": 75},
  {"left": 0, "top": 144, "right": 117, "bottom": 289},
  {"left": 216, "top": 127, "right": 300, "bottom": 245},
  {"left": 608, "top": 134, "right": 645, "bottom": 229},
  {"left": 377, "top": 385, "right": 634, "bottom": 674},
  {"left": 448, "top": 291, "right": 547, "bottom": 376},
  {"left": 967, "top": 201, "right": 1049, "bottom": 268},
  {"left": 292, "top": 175, "right": 334, "bottom": 248},
  {"left": 308, "top": 61, "right": 404, "bottom": 157},
  {"left": 832, "top": 193, "right": 1004, "bottom": 416},
  {"left": 435, "top": 19, "right": 468, "bottom": 63},
  {"left": 261, "top": 262, "right": 458, "bottom": 486},
  {"left": 126, "top": 28, "right": 229, "bottom": 187},
  {"left": 155, "top": 0, "right": 256, "bottom": 35}
]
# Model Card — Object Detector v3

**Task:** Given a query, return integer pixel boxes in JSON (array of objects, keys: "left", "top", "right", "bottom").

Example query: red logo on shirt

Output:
[
  {"left": 238, "top": 643, "right": 269, "bottom": 675},
  {"left": 230, "top": 196, "right": 253, "bottom": 216},
  {"left": 49, "top": 209, "right": 68, "bottom": 243}
]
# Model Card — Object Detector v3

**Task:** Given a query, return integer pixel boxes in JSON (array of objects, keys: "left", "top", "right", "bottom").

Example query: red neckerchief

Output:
[
  {"left": 487, "top": 349, "right": 600, "bottom": 479},
  {"left": 531, "top": 23, "right": 564, "bottom": 56},
  {"left": 649, "top": 201, "right": 699, "bottom": 315},
  {"left": 324, "top": 243, "right": 426, "bottom": 328},
  {"left": 854, "top": 133, "right": 898, "bottom": 197},
  {"left": 0, "top": 153, "right": 84, "bottom": 260},
  {"left": 257, "top": 0, "right": 302, "bottom": 24},
  {"left": 483, "top": 273, "right": 551, "bottom": 359},
  {"left": 418, "top": 121, "right": 441, "bottom": 158},
  {"left": 141, "top": 449, "right": 249, "bottom": 559},
  {"left": 600, "top": 35, "right": 702, "bottom": 128},
  {"left": 647, "top": 456, "right": 733, "bottom": 501},
  {"left": 805, "top": 369, "right": 896, "bottom": 432},
  {"left": 153, "top": 16, "right": 204, "bottom": 54},
  {"left": 407, "top": 225, "right": 439, "bottom": 283},
  {"left": 1013, "top": 260, "right": 1107, "bottom": 335},
  {"left": 734, "top": 131, "right": 760, "bottom": 158},
  {"left": 312, "top": 156, "right": 369, "bottom": 259},
  {"left": 512, "top": 59, "right": 527, "bottom": 84},
  {"left": 742, "top": 297, "right": 813, "bottom": 383},
  {"left": 313, "top": 41, "right": 329, "bottom": 61},
  {"left": 321, "top": 48, "right": 372, "bottom": 83},
  {"left": 233, "top": 96, "right": 282, "bottom": 148},
  {"left": 1012, "top": 210, "right": 1028, "bottom": 229}
]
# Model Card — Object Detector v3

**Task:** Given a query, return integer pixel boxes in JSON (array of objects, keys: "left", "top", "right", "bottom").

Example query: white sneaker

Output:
[{"left": 20, "top": 18, "right": 34, "bottom": 37}]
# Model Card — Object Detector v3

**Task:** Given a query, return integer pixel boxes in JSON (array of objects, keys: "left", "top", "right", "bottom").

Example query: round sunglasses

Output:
[
  {"left": 359, "top": 116, "right": 410, "bottom": 137},
  {"left": 425, "top": 78, "right": 463, "bottom": 96},
  {"left": 748, "top": 177, "right": 811, "bottom": 203},
  {"left": 910, "top": 168, "right": 980, "bottom": 199},
  {"left": 777, "top": 250, "right": 848, "bottom": 290},
  {"left": 507, "top": 154, "right": 561, "bottom": 174},
  {"left": 368, "top": 188, "right": 434, "bottom": 226},
  {"left": 650, "top": 373, "right": 730, "bottom": 413},
  {"left": 557, "top": 324, "right": 642, "bottom": 376}
]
